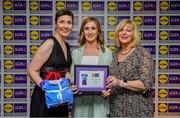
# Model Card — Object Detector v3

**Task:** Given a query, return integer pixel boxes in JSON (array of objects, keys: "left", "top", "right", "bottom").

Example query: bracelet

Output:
[{"left": 122, "top": 80, "right": 128, "bottom": 88}]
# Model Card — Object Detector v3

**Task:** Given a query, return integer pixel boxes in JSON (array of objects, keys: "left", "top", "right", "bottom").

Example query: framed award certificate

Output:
[{"left": 74, "top": 65, "right": 109, "bottom": 92}]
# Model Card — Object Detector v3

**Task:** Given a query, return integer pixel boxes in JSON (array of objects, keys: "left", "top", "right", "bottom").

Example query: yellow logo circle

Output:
[
  {"left": 56, "top": 1, "right": 65, "bottom": 10},
  {"left": 4, "top": 45, "right": 13, "bottom": 54},
  {"left": 108, "top": 45, "right": 116, "bottom": 52},
  {"left": 160, "top": 1, "right": 169, "bottom": 11},
  {"left": 3, "top": 15, "right": 13, "bottom": 25},
  {"left": 160, "top": 31, "right": 168, "bottom": 40},
  {"left": 30, "top": 45, "right": 39, "bottom": 55},
  {"left": 30, "top": 30, "right": 39, "bottom": 40},
  {"left": 4, "top": 30, "right": 13, "bottom": 40},
  {"left": 3, "top": 0, "right": 12, "bottom": 10},
  {"left": 134, "top": 1, "right": 143, "bottom": 11},
  {"left": 30, "top": 16, "right": 39, "bottom": 25},
  {"left": 160, "top": 16, "right": 169, "bottom": 25},
  {"left": 4, "top": 103, "right": 13, "bottom": 113},
  {"left": 158, "top": 103, "right": 167, "bottom": 112},
  {"left": 4, "top": 74, "right": 14, "bottom": 84},
  {"left": 158, "top": 89, "right": 168, "bottom": 98},
  {"left": 159, "top": 74, "right": 168, "bottom": 84},
  {"left": 4, "top": 89, "right": 13, "bottom": 98},
  {"left": 107, "top": 1, "right": 117, "bottom": 11},
  {"left": 108, "top": 31, "right": 115, "bottom": 40},
  {"left": 159, "top": 60, "right": 168, "bottom": 69},
  {"left": 108, "top": 16, "right": 117, "bottom": 26},
  {"left": 30, "top": 1, "right": 39, "bottom": 11},
  {"left": 82, "top": 1, "right": 91, "bottom": 11},
  {"left": 4, "top": 60, "right": 13, "bottom": 69},
  {"left": 134, "top": 16, "right": 142, "bottom": 26},
  {"left": 159, "top": 45, "right": 168, "bottom": 55}
]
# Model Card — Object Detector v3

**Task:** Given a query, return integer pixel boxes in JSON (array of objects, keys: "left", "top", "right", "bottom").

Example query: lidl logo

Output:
[
  {"left": 56, "top": 1, "right": 65, "bottom": 10},
  {"left": 107, "top": 1, "right": 117, "bottom": 11},
  {"left": 30, "top": 1, "right": 39, "bottom": 11},
  {"left": 160, "top": 31, "right": 168, "bottom": 40},
  {"left": 158, "top": 103, "right": 167, "bottom": 112},
  {"left": 3, "top": 0, "right": 13, "bottom": 10},
  {"left": 4, "top": 15, "right": 13, "bottom": 25},
  {"left": 4, "top": 30, "right": 13, "bottom": 40},
  {"left": 82, "top": 1, "right": 91, "bottom": 11},
  {"left": 4, "top": 103, "right": 13, "bottom": 113},
  {"left": 133, "top": 1, "right": 143, "bottom": 11},
  {"left": 4, "top": 74, "right": 14, "bottom": 84},
  {"left": 4, "top": 60, "right": 13, "bottom": 69},
  {"left": 134, "top": 16, "right": 143, "bottom": 26},
  {"left": 158, "top": 89, "right": 168, "bottom": 98},
  {"left": 159, "top": 74, "right": 168, "bottom": 84},
  {"left": 160, "top": 1, "right": 169, "bottom": 11}
]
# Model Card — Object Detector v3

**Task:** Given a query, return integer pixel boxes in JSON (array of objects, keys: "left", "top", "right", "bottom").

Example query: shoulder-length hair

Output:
[
  {"left": 114, "top": 19, "right": 141, "bottom": 47},
  {"left": 78, "top": 16, "right": 105, "bottom": 52}
]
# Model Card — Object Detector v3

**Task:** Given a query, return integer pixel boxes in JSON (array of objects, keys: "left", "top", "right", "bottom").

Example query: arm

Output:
[{"left": 27, "top": 39, "right": 54, "bottom": 87}]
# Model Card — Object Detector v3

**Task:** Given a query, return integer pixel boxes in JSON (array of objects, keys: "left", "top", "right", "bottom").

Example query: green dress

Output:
[{"left": 71, "top": 46, "right": 112, "bottom": 117}]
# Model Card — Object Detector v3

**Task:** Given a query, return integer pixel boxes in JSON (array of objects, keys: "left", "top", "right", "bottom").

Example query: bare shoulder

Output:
[{"left": 40, "top": 38, "right": 54, "bottom": 49}]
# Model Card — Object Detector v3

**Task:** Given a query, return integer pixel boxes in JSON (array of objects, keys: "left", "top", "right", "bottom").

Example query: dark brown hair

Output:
[{"left": 55, "top": 9, "right": 74, "bottom": 24}]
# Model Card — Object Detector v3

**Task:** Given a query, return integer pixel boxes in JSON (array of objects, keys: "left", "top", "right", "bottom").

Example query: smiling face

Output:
[
  {"left": 118, "top": 23, "right": 134, "bottom": 46},
  {"left": 83, "top": 21, "right": 99, "bottom": 43},
  {"left": 55, "top": 15, "right": 73, "bottom": 38}
]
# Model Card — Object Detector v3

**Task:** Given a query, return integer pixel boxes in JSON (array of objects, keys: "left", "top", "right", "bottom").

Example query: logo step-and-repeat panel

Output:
[{"left": 1, "top": 0, "right": 180, "bottom": 117}]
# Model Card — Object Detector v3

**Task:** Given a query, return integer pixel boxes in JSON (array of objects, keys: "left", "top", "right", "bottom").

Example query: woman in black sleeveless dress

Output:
[{"left": 28, "top": 10, "right": 74, "bottom": 117}]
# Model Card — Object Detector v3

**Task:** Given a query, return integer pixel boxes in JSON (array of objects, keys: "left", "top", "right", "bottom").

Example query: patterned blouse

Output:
[{"left": 109, "top": 46, "right": 154, "bottom": 117}]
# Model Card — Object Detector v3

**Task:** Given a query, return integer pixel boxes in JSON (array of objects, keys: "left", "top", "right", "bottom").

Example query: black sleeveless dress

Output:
[{"left": 30, "top": 36, "right": 72, "bottom": 117}]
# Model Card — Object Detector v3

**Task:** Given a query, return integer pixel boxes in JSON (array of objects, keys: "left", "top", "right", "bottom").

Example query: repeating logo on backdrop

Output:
[
  {"left": 30, "top": 16, "right": 39, "bottom": 25},
  {"left": 159, "top": 60, "right": 168, "bottom": 69},
  {"left": 30, "top": 45, "right": 39, "bottom": 55},
  {"left": 133, "top": 1, "right": 143, "bottom": 11},
  {"left": 108, "top": 31, "right": 115, "bottom": 40},
  {"left": 82, "top": 1, "right": 91, "bottom": 11},
  {"left": 159, "top": 45, "right": 168, "bottom": 55},
  {"left": 4, "top": 30, "right": 13, "bottom": 40},
  {"left": 4, "top": 103, "right": 13, "bottom": 113},
  {"left": 159, "top": 74, "right": 168, "bottom": 84},
  {"left": 4, "top": 74, "right": 14, "bottom": 84},
  {"left": 158, "top": 89, "right": 168, "bottom": 98},
  {"left": 30, "top": 1, "right": 39, "bottom": 10},
  {"left": 107, "top": 1, "right": 117, "bottom": 11},
  {"left": 4, "top": 60, "right": 13, "bottom": 69},
  {"left": 160, "top": 1, "right": 169, "bottom": 11},
  {"left": 4, "top": 45, "right": 13, "bottom": 54},
  {"left": 108, "top": 16, "right": 117, "bottom": 26},
  {"left": 56, "top": 1, "right": 65, "bottom": 10},
  {"left": 4, "top": 89, "right": 13, "bottom": 98},
  {"left": 134, "top": 16, "right": 142, "bottom": 25},
  {"left": 160, "top": 16, "right": 169, "bottom": 25},
  {"left": 3, "top": 0, "right": 13, "bottom": 10},
  {"left": 158, "top": 103, "right": 167, "bottom": 112},
  {"left": 4, "top": 15, "right": 13, "bottom": 25},
  {"left": 160, "top": 31, "right": 168, "bottom": 40},
  {"left": 30, "top": 31, "right": 39, "bottom": 40}
]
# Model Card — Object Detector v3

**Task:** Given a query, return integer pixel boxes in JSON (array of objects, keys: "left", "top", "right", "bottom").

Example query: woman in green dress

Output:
[{"left": 71, "top": 16, "right": 112, "bottom": 117}]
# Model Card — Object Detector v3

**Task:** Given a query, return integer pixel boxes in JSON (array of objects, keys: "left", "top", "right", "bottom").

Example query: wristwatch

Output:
[{"left": 122, "top": 80, "right": 128, "bottom": 88}]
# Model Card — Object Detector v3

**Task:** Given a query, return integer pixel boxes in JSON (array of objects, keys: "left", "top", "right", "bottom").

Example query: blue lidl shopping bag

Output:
[{"left": 42, "top": 78, "right": 73, "bottom": 109}]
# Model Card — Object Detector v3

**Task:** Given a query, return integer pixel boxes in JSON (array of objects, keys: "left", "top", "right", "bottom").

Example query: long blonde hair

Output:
[
  {"left": 114, "top": 19, "right": 141, "bottom": 47},
  {"left": 78, "top": 16, "right": 105, "bottom": 52}
]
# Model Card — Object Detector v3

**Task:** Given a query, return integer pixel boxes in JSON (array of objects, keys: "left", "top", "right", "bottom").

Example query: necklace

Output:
[{"left": 120, "top": 48, "right": 133, "bottom": 55}]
